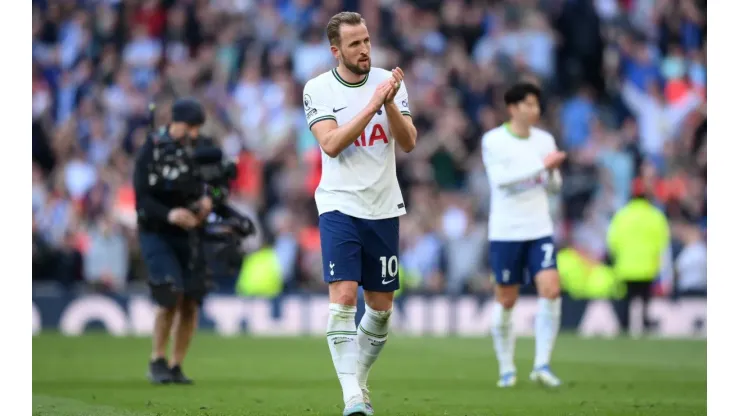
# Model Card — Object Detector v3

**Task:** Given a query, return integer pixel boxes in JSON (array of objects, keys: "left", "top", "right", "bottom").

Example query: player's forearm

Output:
[
  {"left": 494, "top": 162, "right": 545, "bottom": 189},
  {"left": 320, "top": 106, "right": 378, "bottom": 157},
  {"left": 385, "top": 102, "right": 416, "bottom": 152}
]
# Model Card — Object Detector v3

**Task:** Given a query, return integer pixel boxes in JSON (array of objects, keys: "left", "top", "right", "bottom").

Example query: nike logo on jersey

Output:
[
  {"left": 381, "top": 278, "right": 396, "bottom": 285},
  {"left": 333, "top": 106, "right": 347, "bottom": 113}
]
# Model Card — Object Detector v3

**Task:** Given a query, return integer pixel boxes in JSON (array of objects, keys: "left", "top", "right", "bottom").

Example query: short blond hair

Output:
[{"left": 326, "top": 11, "right": 365, "bottom": 46}]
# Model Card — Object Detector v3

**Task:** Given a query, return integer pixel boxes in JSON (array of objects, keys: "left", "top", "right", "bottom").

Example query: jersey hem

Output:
[
  {"left": 488, "top": 231, "right": 553, "bottom": 242},
  {"left": 318, "top": 207, "right": 406, "bottom": 220}
]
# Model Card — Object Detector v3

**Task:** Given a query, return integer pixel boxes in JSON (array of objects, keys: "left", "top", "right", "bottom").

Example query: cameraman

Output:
[{"left": 134, "top": 98, "right": 212, "bottom": 385}]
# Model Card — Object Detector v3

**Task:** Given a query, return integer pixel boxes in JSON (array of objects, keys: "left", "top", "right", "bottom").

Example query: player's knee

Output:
[
  {"left": 536, "top": 270, "right": 561, "bottom": 299},
  {"left": 495, "top": 287, "right": 519, "bottom": 309},
  {"left": 497, "top": 296, "right": 518, "bottom": 309},
  {"left": 541, "top": 285, "right": 561, "bottom": 299},
  {"left": 329, "top": 281, "right": 358, "bottom": 306},
  {"left": 334, "top": 293, "right": 357, "bottom": 306},
  {"left": 364, "top": 291, "right": 394, "bottom": 314}
]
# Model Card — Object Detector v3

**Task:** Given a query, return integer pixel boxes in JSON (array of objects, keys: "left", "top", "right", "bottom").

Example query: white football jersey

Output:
[
  {"left": 482, "top": 124, "right": 562, "bottom": 241},
  {"left": 303, "top": 67, "right": 411, "bottom": 220}
]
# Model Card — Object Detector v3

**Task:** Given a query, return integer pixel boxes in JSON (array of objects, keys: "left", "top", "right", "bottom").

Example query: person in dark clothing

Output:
[
  {"left": 554, "top": 0, "right": 606, "bottom": 95},
  {"left": 134, "top": 98, "right": 212, "bottom": 385}
]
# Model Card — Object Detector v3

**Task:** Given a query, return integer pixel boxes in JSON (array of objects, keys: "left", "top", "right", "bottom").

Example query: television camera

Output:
[{"left": 148, "top": 103, "right": 256, "bottom": 273}]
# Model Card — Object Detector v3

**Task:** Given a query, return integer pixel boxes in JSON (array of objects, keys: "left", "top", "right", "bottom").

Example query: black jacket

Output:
[{"left": 133, "top": 133, "right": 202, "bottom": 236}]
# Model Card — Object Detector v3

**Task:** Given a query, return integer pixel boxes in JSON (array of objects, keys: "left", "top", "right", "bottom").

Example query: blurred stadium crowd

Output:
[{"left": 32, "top": 0, "right": 707, "bottom": 296}]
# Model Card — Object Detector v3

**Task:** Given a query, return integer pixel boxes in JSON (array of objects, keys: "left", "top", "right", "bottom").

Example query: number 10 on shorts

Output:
[{"left": 379, "top": 255, "right": 399, "bottom": 278}]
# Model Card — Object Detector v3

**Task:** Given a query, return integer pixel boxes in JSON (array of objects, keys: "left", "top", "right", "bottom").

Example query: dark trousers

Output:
[
  {"left": 139, "top": 231, "right": 208, "bottom": 307},
  {"left": 614, "top": 280, "right": 654, "bottom": 334}
]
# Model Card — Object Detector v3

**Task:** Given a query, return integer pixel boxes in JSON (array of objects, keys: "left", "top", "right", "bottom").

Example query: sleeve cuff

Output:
[{"left": 308, "top": 115, "right": 337, "bottom": 130}]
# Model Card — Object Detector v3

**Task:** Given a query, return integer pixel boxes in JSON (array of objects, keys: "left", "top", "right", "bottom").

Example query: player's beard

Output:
[{"left": 341, "top": 52, "right": 371, "bottom": 75}]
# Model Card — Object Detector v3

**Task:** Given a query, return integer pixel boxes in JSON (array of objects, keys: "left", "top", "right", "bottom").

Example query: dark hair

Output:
[
  {"left": 503, "top": 82, "right": 542, "bottom": 106},
  {"left": 326, "top": 12, "right": 365, "bottom": 46}
]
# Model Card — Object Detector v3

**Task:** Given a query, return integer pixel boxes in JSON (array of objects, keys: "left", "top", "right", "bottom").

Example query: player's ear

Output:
[{"left": 330, "top": 44, "right": 340, "bottom": 59}]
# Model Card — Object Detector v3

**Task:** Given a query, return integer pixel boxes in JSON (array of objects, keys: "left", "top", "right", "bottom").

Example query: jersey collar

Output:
[
  {"left": 504, "top": 122, "right": 530, "bottom": 140},
  {"left": 332, "top": 68, "right": 369, "bottom": 88}
]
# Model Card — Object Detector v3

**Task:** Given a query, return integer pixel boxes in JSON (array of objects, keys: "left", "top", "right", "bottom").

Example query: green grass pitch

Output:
[{"left": 33, "top": 333, "right": 706, "bottom": 415}]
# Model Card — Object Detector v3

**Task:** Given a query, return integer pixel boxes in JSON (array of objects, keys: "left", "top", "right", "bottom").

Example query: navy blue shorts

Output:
[
  {"left": 489, "top": 236, "right": 557, "bottom": 286},
  {"left": 318, "top": 211, "right": 400, "bottom": 292},
  {"left": 139, "top": 231, "right": 208, "bottom": 306}
]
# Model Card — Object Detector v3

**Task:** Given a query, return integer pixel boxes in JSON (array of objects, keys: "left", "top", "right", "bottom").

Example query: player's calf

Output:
[
  {"left": 357, "top": 304, "right": 391, "bottom": 389},
  {"left": 492, "top": 284, "right": 518, "bottom": 384},
  {"left": 327, "top": 282, "right": 363, "bottom": 406},
  {"left": 533, "top": 269, "right": 562, "bottom": 383},
  {"left": 356, "top": 291, "right": 393, "bottom": 413}
]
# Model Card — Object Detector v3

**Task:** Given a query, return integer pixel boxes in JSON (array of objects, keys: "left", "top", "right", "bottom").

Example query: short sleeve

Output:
[
  {"left": 303, "top": 79, "right": 336, "bottom": 130},
  {"left": 544, "top": 132, "right": 558, "bottom": 152},
  {"left": 395, "top": 81, "right": 412, "bottom": 117},
  {"left": 481, "top": 133, "right": 504, "bottom": 175}
]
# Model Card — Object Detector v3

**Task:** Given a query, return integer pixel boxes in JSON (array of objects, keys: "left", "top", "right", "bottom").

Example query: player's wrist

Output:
[
  {"left": 364, "top": 105, "right": 381, "bottom": 116},
  {"left": 537, "top": 170, "right": 548, "bottom": 183}
]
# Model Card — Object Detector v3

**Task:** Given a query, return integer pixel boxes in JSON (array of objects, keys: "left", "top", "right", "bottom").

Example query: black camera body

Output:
[
  {"left": 190, "top": 144, "right": 257, "bottom": 275},
  {"left": 192, "top": 142, "right": 255, "bottom": 240},
  {"left": 154, "top": 132, "right": 256, "bottom": 270},
  {"left": 189, "top": 143, "right": 237, "bottom": 206},
  {"left": 147, "top": 127, "right": 202, "bottom": 199}
]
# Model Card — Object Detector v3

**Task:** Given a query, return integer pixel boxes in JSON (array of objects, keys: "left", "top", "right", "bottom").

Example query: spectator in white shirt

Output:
[
  {"left": 673, "top": 221, "right": 707, "bottom": 294},
  {"left": 84, "top": 216, "right": 129, "bottom": 292},
  {"left": 621, "top": 80, "right": 701, "bottom": 158}
]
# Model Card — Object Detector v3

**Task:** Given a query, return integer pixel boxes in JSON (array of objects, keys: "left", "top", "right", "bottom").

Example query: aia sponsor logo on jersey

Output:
[{"left": 354, "top": 124, "right": 389, "bottom": 147}]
